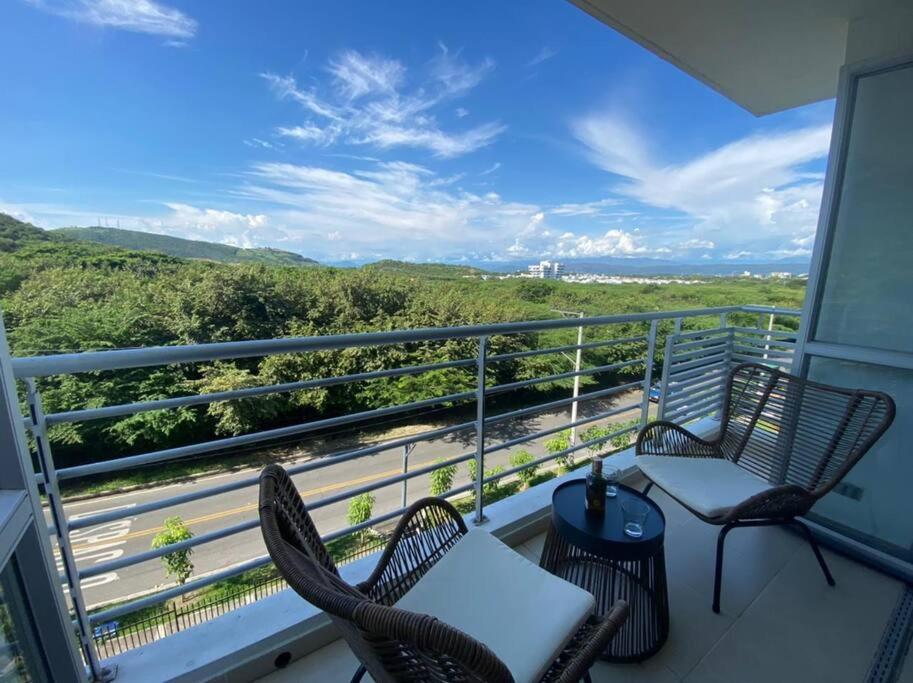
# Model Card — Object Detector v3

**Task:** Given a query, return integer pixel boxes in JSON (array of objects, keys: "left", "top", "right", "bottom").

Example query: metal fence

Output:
[
  {"left": 11, "top": 303, "right": 800, "bottom": 677},
  {"left": 91, "top": 531, "right": 389, "bottom": 659}
]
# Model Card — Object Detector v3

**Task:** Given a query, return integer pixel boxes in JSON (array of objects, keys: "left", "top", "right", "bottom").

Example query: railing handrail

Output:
[{"left": 11, "top": 304, "right": 801, "bottom": 378}]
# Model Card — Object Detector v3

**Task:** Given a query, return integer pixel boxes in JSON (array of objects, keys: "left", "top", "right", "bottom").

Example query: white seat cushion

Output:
[
  {"left": 395, "top": 528, "right": 595, "bottom": 683},
  {"left": 636, "top": 456, "right": 772, "bottom": 519}
]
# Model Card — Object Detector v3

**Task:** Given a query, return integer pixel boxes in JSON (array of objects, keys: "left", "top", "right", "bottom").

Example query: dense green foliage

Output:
[
  {"left": 429, "top": 458, "right": 458, "bottom": 496},
  {"left": 150, "top": 516, "right": 195, "bottom": 586},
  {"left": 0, "top": 213, "right": 805, "bottom": 480},
  {"left": 55, "top": 226, "right": 318, "bottom": 267}
]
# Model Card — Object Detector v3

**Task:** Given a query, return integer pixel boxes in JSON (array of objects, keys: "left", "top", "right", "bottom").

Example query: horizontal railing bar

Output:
[
  {"left": 663, "top": 383, "right": 723, "bottom": 411},
  {"left": 306, "top": 452, "right": 476, "bottom": 513},
  {"left": 732, "top": 347, "right": 795, "bottom": 360},
  {"left": 46, "top": 357, "right": 477, "bottom": 425},
  {"left": 483, "top": 401, "right": 642, "bottom": 456},
  {"left": 67, "top": 421, "right": 475, "bottom": 531},
  {"left": 665, "top": 394, "right": 723, "bottom": 421},
  {"left": 485, "top": 358, "right": 644, "bottom": 396},
  {"left": 669, "top": 336, "right": 731, "bottom": 354},
  {"left": 667, "top": 350, "right": 729, "bottom": 374},
  {"left": 730, "top": 352, "right": 791, "bottom": 366},
  {"left": 669, "top": 344, "right": 731, "bottom": 365},
  {"left": 57, "top": 390, "right": 475, "bottom": 480},
  {"left": 13, "top": 306, "right": 783, "bottom": 378},
  {"left": 88, "top": 555, "right": 275, "bottom": 624},
  {"left": 79, "top": 450, "right": 474, "bottom": 579},
  {"left": 666, "top": 361, "right": 728, "bottom": 385},
  {"left": 732, "top": 327, "right": 798, "bottom": 339},
  {"left": 486, "top": 379, "right": 644, "bottom": 426},
  {"left": 669, "top": 327, "right": 729, "bottom": 342},
  {"left": 665, "top": 373, "right": 728, "bottom": 401},
  {"left": 487, "top": 335, "right": 646, "bottom": 364},
  {"left": 738, "top": 305, "right": 802, "bottom": 316},
  {"left": 485, "top": 426, "right": 641, "bottom": 485},
  {"left": 89, "top": 479, "right": 482, "bottom": 623}
]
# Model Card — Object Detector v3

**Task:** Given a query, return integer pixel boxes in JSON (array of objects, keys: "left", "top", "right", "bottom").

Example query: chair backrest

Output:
[
  {"left": 718, "top": 363, "right": 895, "bottom": 498},
  {"left": 258, "top": 464, "right": 513, "bottom": 683}
]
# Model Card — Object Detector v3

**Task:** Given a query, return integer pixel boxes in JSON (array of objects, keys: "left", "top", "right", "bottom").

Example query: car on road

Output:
[{"left": 648, "top": 384, "right": 662, "bottom": 403}]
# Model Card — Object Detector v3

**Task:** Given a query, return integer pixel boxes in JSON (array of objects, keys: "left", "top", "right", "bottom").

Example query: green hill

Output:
[
  {"left": 363, "top": 259, "right": 490, "bottom": 280},
  {"left": 54, "top": 226, "right": 318, "bottom": 267}
]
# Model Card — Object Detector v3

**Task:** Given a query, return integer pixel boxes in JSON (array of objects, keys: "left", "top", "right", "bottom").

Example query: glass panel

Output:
[
  {"left": 806, "top": 357, "right": 913, "bottom": 561},
  {"left": 813, "top": 63, "right": 913, "bottom": 353},
  {"left": 0, "top": 559, "right": 47, "bottom": 683}
]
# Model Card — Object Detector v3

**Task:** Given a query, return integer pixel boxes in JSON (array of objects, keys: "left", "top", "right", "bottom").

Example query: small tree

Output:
[
  {"left": 429, "top": 459, "right": 457, "bottom": 496},
  {"left": 151, "top": 516, "right": 194, "bottom": 590},
  {"left": 467, "top": 460, "right": 504, "bottom": 497},
  {"left": 347, "top": 493, "right": 375, "bottom": 529},
  {"left": 545, "top": 429, "right": 574, "bottom": 471},
  {"left": 611, "top": 419, "right": 640, "bottom": 450},
  {"left": 581, "top": 424, "right": 611, "bottom": 458},
  {"left": 509, "top": 450, "right": 537, "bottom": 488}
]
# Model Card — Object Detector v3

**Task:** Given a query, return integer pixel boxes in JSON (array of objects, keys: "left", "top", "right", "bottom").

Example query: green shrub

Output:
[
  {"left": 545, "top": 429, "right": 573, "bottom": 470},
  {"left": 509, "top": 450, "right": 537, "bottom": 488},
  {"left": 347, "top": 492, "right": 375, "bottom": 528},
  {"left": 429, "top": 459, "right": 457, "bottom": 496},
  {"left": 151, "top": 516, "right": 194, "bottom": 586}
]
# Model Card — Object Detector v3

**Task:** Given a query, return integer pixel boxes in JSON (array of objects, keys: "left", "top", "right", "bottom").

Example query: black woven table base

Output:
[{"left": 541, "top": 521, "right": 669, "bottom": 662}]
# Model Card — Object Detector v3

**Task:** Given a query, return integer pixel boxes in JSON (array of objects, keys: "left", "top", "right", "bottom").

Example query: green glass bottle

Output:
[{"left": 585, "top": 456, "right": 607, "bottom": 515}]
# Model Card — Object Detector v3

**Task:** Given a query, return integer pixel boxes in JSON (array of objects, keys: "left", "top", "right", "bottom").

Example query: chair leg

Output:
[
  {"left": 582, "top": 671, "right": 593, "bottom": 683},
  {"left": 712, "top": 523, "right": 735, "bottom": 614},
  {"left": 350, "top": 664, "right": 367, "bottom": 683},
  {"left": 792, "top": 520, "right": 836, "bottom": 587}
]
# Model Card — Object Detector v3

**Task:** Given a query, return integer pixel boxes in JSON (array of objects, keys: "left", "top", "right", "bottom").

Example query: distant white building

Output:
[{"left": 527, "top": 260, "right": 565, "bottom": 279}]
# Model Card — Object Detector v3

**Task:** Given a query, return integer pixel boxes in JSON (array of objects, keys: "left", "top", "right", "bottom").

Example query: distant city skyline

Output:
[{"left": 2, "top": 1, "right": 833, "bottom": 263}]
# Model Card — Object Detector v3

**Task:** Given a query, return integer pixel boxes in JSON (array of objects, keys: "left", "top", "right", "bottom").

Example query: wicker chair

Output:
[
  {"left": 636, "top": 362, "right": 895, "bottom": 613},
  {"left": 259, "top": 464, "right": 629, "bottom": 682}
]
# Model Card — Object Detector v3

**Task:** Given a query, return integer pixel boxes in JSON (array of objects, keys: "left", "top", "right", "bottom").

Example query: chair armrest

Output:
[
  {"left": 357, "top": 497, "right": 468, "bottom": 605},
  {"left": 635, "top": 420, "right": 722, "bottom": 458},
  {"left": 722, "top": 484, "right": 815, "bottom": 523},
  {"left": 550, "top": 600, "right": 629, "bottom": 683}
]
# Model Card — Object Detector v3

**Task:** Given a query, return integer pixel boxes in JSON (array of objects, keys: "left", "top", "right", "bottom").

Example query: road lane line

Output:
[{"left": 101, "top": 458, "right": 444, "bottom": 544}]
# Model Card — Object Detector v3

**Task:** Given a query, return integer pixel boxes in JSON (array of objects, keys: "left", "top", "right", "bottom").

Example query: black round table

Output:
[{"left": 539, "top": 480, "right": 669, "bottom": 662}]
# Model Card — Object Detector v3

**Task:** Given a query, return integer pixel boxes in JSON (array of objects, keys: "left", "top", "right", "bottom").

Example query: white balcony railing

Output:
[{"left": 11, "top": 303, "right": 799, "bottom": 680}]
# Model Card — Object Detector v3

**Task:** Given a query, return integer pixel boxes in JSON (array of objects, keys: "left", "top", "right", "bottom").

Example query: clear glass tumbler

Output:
[{"left": 621, "top": 498, "right": 650, "bottom": 538}]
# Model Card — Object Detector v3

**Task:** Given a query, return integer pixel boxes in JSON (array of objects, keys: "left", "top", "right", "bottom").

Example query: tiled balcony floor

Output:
[{"left": 260, "top": 484, "right": 904, "bottom": 683}]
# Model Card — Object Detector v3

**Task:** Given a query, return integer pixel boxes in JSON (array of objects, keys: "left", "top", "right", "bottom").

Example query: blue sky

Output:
[{"left": 1, "top": 0, "right": 835, "bottom": 263}]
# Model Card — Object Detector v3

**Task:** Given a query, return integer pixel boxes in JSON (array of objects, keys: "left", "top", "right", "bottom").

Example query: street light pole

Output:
[
  {"left": 401, "top": 442, "right": 415, "bottom": 509},
  {"left": 552, "top": 310, "right": 584, "bottom": 446}
]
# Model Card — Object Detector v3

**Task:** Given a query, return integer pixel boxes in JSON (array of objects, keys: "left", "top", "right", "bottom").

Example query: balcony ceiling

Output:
[{"left": 569, "top": 0, "right": 908, "bottom": 115}]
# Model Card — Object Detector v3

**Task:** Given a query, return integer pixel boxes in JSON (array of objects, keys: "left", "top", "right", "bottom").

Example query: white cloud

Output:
[
  {"left": 528, "top": 46, "right": 558, "bottom": 67},
  {"left": 244, "top": 138, "right": 278, "bottom": 150},
  {"left": 455, "top": 107, "right": 469, "bottom": 118},
  {"left": 572, "top": 111, "right": 831, "bottom": 259},
  {"left": 26, "top": 0, "right": 197, "bottom": 39},
  {"left": 262, "top": 46, "right": 504, "bottom": 158},
  {"left": 549, "top": 198, "right": 619, "bottom": 217}
]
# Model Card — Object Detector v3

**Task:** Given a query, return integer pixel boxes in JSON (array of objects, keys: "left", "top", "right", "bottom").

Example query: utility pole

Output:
[
  {"left": 552, "top": 310, "right": 584, "bottom": 446},
  {"left": 401, "top": 442, "right": 416, "bottom": 509}
]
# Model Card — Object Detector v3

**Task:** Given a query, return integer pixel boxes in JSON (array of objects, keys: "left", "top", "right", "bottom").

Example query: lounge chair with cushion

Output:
[
  {"left": 259, "top": 464, "right": 629, "bottom": 682},
  {"left": 635, "top": 362, "right": 895, "bottom": 613}
]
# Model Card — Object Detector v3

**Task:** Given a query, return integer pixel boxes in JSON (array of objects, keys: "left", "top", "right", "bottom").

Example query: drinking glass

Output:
[
  {"left": 605, "top": 466, "right": 620, "bottom": 498},
  {"left": 621, "top": 498, "right": 649, "bottom": 538}
]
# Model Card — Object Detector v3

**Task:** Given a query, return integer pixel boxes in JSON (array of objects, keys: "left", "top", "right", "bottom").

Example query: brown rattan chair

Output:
[
  {"left": 259, "top": 464, "right": 629, "bottom": 682},
  {"left": 635, "top": 362, "right": 895, "bottom": 613}
]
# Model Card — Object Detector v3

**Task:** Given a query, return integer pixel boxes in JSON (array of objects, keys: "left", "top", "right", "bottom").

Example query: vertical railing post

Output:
[
  {"left": 401, "top": 443, "right": 414, "bottom": 509},
  {"left": 657, "top": 332, "right": 674, "bottom": 421},
  {"left": 763, "top": 313, "right": 775, "bottom": 360},
  {"left": 568, "top": 313, "right": 584, "bottom": 446},
  {"left": 719, "top": 311, "right": 728, "bottom": 329},
  {"left": 640, "top": 320, "right": 659, "bottom": 429},
  {"left": 474, "top": 335, "right": 488, "bottom": 524},
  {"left": 25, "top": 379, "right": 113, "bottom": 682}
]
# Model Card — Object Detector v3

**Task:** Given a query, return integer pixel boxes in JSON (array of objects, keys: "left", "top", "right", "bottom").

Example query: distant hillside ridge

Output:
[
  {"left": 54, "top": 226, "right": 318, "bottom": 267},
  {"left": 362, "top": 259, "right": 490, "bottom": 279}
]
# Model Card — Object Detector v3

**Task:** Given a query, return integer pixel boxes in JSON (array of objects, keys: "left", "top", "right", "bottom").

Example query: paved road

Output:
[{"left": 54, "top": 390, "right": 647, "bottom": 609}]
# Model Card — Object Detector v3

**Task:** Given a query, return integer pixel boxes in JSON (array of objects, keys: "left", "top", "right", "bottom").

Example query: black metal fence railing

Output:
[{"left": 92, "top": 532, "right": 390, "bottom": 659}]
